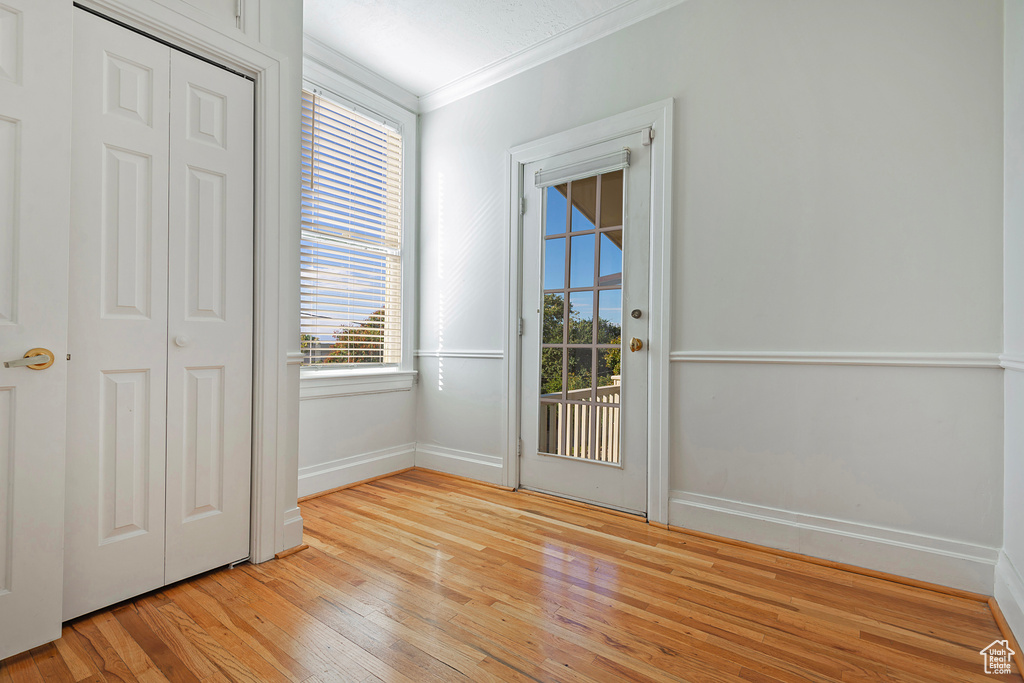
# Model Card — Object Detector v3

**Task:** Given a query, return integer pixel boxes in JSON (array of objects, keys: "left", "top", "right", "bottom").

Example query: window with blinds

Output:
[{"left": 300, "top": 88, "right": 403, "bottom": 366}]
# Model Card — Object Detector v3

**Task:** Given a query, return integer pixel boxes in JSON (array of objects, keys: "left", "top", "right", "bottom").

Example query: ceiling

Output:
[{"left": 302, "top": 0, "right": 658, "bottom": 99}]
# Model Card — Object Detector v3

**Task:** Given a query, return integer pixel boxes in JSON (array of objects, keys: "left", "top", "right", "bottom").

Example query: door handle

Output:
[
  {"left": 629, "top": 338, "right": 644, "bottom": 353},
  {"left": 3, "top": 347, "right": 55, "bottom": 370}
]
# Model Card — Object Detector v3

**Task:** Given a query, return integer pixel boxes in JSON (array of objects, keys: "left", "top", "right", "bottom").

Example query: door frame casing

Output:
[
  {"left": 75, "top": 0, "right": 303, "bottom": 562},
  {"left": 504, "top": 100, "right": 674, "bottom": 523}
]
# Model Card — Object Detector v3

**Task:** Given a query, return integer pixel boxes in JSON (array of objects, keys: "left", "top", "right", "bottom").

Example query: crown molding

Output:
[
  {"left": 669, "top": 351, "right": 1002, "bottom": 369},
  {"left": 418, "top": 0, "right": 689, "bottom": 113},
  {"left": 303, "top": 34, "right": 419, "bottom": 114}
]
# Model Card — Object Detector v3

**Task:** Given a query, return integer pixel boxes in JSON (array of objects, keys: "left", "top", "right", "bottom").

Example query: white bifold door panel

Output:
[
  {"left": 64, "top": 10, "right": 171, "bottom": 620},
  {"left": 64, "top": 9, "right": 254, "bottom": 621},
  {"left": 0, "top": 0, "right": 73, "bottom": 659},
  {"left": 165, "top": 49, "right": 253, "bottom": 585}
]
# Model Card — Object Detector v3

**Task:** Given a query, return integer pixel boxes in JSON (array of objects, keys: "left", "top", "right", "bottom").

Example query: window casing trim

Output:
[{"left": 300, "top": 56, "right": 418, "bottom": 390}]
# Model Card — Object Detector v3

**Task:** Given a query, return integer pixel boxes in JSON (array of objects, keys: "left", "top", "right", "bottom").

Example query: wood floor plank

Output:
[
  {"left": 51, "top": 626, "right": 103, "bottom": 683},
  {"left": 28, "top": 645, "right": 74, "bottom": 683},
  {"left": 155, "top": 600, "right": 276, "bottom": 683},
  {"left": 175, "top": 583, "right": 312, "bottom": 683},
  {"left": 68, "top": 619, "right": 136, "bottom": 683},
  {"left": 2, "top": 469, "right": 1021, "bottom": 682},
  {"left": 1, "top": 652, "right": 44, "bottom": 683},
  {"left": 133, "top": 598, "right": 216, "bottom": 682}
]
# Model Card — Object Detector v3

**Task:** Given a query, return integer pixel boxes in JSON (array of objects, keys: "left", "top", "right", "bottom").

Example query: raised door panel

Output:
[
  {"left": 63, "top": 9, "right": 170, "bottom": 621},
  {"left": 0, "top": 0, "right": 72, "bottom": 658},
  {"left": 164, "top": 50, "right": 253, "bottom": 584},
  {"left": 99, "top": 371, "right": 152, "bottom": 542},
  {"left": 0, "top": 115, "right": 16, "bottom": 324},
  {"left": 0, "top": 5, "right": 21, "bottom": 85},
  {"left": 103, "top": 146, "right": 155, "bottom": 318},
  {"left": 185, "top": 167, "right": 227, "bottom": 321},
  {"left": 182, "top": 366, "right": 224, "bottom": 520},
  {"left": 0, "top": 387, "right": 12, "bottom": 595}
]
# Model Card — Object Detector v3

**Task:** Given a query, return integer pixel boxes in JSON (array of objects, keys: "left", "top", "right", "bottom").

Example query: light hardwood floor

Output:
[{"left": 2, "top": 468, "right": 1021, "bottom": 682}]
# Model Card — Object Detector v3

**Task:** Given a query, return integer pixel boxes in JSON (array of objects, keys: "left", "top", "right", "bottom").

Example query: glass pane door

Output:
[{"left": 539, "top": 171, "right": 624, "bottom": 464}]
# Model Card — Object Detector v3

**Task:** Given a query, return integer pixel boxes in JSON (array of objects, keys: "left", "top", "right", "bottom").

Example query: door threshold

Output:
[{"left": 517, "top": 486, "right": 646, "bottom": 519}]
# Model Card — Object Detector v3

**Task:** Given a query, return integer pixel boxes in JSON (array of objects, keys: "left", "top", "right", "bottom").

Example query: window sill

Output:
[{"left": 299, "top": 368, "right": 417, "bottom": 400}]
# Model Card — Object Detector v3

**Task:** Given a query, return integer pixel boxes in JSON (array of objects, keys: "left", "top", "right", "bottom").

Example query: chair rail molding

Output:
[
  {"left": 670, "top": 351, "right": 1002, "bottom": 368},
  {"left": 415, "top": 349, "right": 504, "bottom": 359},
  {"left": 1000, "top": 354, "right": 1024, "bottom": 372}
]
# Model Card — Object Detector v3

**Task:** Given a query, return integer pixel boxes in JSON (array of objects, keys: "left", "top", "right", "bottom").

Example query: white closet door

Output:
[
  {"left": 64, "top": 10, "right": 171, "bottom": 621},
  {"left": 0, "top": 0, "right": 73, "bottom": 658},
  {"left": 164, "top": 50, "right": 253, "bottom": 583}
]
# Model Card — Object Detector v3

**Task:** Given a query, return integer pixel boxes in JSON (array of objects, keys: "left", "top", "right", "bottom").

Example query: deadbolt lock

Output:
[{"left": 631, "top": 309, "right": 642, "bottom": 319}]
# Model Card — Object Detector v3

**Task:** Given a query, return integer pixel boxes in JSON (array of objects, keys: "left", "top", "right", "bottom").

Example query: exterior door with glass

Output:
[{"left": 519, "top": 134, "right": 651, "bottom": 514}]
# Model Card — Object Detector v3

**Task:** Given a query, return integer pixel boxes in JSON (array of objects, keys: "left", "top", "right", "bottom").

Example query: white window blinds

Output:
[{"left": 300, "top": 88, "right": 403, "bottom": 366}]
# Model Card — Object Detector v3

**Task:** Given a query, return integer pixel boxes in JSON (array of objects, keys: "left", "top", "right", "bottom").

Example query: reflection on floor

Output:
[{"left": 1, "top": 468, "right": 1020, "bottom": 682}]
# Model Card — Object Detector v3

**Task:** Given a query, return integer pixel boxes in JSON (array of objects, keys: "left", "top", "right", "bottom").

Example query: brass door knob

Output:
[
  {"left": 3, "top": 347, "right": 55, "bottom": 370},
  {"left": 629, "top": 337, "right": 643, "bottom": 353}
]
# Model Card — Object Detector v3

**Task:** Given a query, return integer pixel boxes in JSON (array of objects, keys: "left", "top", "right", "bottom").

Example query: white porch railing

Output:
[{"left": 540, "top": 377, "right": 620, "bottom": 463}]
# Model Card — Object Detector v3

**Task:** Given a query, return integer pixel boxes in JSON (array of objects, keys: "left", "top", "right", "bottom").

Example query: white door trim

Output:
[
  {"left": 505, "top": 99, "right": 674, "bottom": 523},
  {"left": 76, "top": 0, "right": 303, "bottom": 561}
]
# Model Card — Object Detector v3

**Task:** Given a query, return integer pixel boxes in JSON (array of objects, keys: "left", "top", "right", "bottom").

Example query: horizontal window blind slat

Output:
[{"left": 301, "top": 87, "right": 404, "bottom": 367}]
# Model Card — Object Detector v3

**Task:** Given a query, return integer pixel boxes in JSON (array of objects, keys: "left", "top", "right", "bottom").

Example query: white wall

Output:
[
  {"left": 999, "top": 0, "right": 1024, "bottom": 644},
  {"left": 418, "top": 0, "right": 1005, "bottom": 591},
  {"left": 416, "top": 357, "right": 505, "bottom": 484},
  {"left": 298, "top": 388, "right": 417, "bottom": 497}
]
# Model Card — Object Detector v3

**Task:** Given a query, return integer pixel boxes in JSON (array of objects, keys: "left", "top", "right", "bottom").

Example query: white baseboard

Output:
[
  {"left": 996, "top": 551, "right": 1024, "bottom": 644},
  {"left": 415, "top": 443, "right": 504, "bottom": 485},
  {"left": 298, "top": 443, "right": 416, "bottom": 498},
  {"left": 669, "top": 491, "right": 998, "bottom": 593},
  {"left": 281, "top": 506, "right": 304, "bottom": 551}
]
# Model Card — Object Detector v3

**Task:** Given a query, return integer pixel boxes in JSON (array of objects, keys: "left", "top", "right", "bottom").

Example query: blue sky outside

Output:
[{"left": 543, "top": 184, "right": 622, "bottom": 329}]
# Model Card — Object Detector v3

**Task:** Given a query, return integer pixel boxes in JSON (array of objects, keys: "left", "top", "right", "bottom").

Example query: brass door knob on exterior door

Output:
[{"left": 629, "top": 337, "right": 644, "bottom": 353}]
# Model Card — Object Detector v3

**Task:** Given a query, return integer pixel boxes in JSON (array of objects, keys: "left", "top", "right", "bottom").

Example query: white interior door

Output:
[
  {"left": 164, "top": 49, "right": 253, "bottom": 584},
  {"left": 64, "top": 9, "right": 254, "bottom": 620},
  {"left": 0, "top": 0, "right": 73, "bottom": 658},
  {"left": 64, "top": 9, "right": 172, "bottom": 620},
  {"left": 519, "top": 134, "right": 651, "bottom": 514}
]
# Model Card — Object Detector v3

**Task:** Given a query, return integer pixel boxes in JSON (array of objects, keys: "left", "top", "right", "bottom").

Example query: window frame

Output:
[{"left": 300, "top": 57, "right": 418, "bottom": 395}]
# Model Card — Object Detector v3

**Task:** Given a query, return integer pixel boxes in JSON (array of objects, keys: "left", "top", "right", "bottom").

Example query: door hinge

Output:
[
  {"left": 517, "top": 438, "right": 523, "bottom": 457},
  {"left": 519, "top": 196, "right": 526, "bottom": 215},
  {"left": 642, "top": 127, "right": 654, "bottom": 146},
  {"left": 518, "top": 317, "right": 524, "bottom": 336}
]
